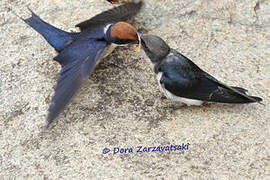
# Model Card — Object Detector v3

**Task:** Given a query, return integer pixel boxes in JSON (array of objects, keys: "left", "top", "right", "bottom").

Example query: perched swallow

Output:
[
  {"left": 18, "top": 2, "right": 143, "bottom": 126},
  {"left": 140, "top": 34, "right": 263, "bottom": 108}
]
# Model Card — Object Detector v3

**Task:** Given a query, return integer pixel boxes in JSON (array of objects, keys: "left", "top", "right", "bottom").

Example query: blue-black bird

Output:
[
  {"left": 140, "top": 34, "right": 263, "bottom": 108},
  {"left": 18, "top": 1, "right": 143, "bottom": 126}
]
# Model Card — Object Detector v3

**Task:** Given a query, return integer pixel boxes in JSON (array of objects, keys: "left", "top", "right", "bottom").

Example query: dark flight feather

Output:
[
  {"left": 75, "top": 1, "right": 143, "bottom": 31},
  {"left": 19, "top": 2, "right": 144, "bottom": 127},
  {"left": 21, "top": 7, "right": 76, "bottom": 52},
  {"left": 47, "top": 40, "right": 107, "bottom": 126}
]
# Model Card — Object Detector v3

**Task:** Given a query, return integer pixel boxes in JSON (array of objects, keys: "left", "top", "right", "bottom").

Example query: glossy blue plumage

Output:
[
  {"left": 159, "top": 49, "right": 262, "bottom": 104},
  {"left": 21, "top": 2, "right": 143, "bottom": 126},
  {"left": 23, "top": 9, "right": 76, "bottom": 52},
  {"left": 49, "top": 40, "right": 107, "bottom": 123},
  {"left": 140, "top": 34, "right": 263, "bottom": 105}
]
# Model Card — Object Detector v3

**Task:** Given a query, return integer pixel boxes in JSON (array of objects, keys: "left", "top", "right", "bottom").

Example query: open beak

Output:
[{"left": 134, "top": 31, "right": 142, "bottom": 52}]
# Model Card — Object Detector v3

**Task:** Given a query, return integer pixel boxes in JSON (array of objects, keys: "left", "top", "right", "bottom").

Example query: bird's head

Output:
[
  {"left": 140, "top": 34, "right": 170, "bottom": 63},
  {"left": 105, "top": 22, "right": 139, "bottom": 45}
]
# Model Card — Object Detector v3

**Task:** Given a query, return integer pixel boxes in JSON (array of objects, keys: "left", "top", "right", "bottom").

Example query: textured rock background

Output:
[{"left": 0, "top": 0, "right": 269, "bottom": 179}]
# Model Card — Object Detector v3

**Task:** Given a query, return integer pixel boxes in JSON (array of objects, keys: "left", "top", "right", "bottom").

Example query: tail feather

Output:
[
  {"left": 250, "top": 96, "right": 263, "bottom": 102},
  {"left": 202, "top": 75, "right": 263, "bottom": 104},
  {"left": 205, "top": 75, "right": 262, "bottom": 104},
  {"left": 20, "top": 7, "right": 75, "bottom": 52},
  {"left": 208, "top": 90, "right": 263, "bottom": 104},
  {"left": 230, "top": 86, "right": 248, "bottom": 94},
  {"left": 229, "top": 86, "right": 264, "bottom": 104},
  {"left": 230, "top": 87, "right": 263, "bottom": 105}
]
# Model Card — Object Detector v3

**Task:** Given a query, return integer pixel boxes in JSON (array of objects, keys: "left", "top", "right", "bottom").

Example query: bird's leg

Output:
[
  {"left": 160, "top": 95, "right": 167, "bottom": 100},
  {"left": 165, "top": 104, "right": 187, "bottom": 110},
  {"left": 170, "top": 104, "right": 187, "bottom": 110},
  {"left": 202, "top": 102, "right": 210, "bottom": 107}
]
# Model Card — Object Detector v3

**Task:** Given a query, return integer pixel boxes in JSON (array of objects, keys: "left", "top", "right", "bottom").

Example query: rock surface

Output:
[{"left": 0, "top": 0, "right": 269, "bottom": 179}]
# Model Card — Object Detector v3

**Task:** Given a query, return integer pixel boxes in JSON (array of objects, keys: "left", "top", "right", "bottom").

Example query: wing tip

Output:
[
  {"left": 14, "top": 6, "right": 41, "bottom": 26},
  {"left": 251, "top": 96, "right": 264, "bottom": 105},
  {"left": 46, "top": 119, "right": 53, "bottom": 129},
  {"left": 46, "top": 101, "right": 62, "bottom": 128},
  {"left": 75, "top": 0, "right": 143, "bottom": 28},
  {"left": 125, "top": 0, "right": 144, "bottom": 9},
  {"left": 46, "top": 111, "right": 57, "bottom": 129}
]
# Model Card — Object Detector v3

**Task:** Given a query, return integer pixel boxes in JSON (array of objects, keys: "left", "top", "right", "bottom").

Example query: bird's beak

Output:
[
  {"left": 108, "top": 0, "right": 128, "bottom": 4},
  {"left": 134, "top": 31, "right": 141, "bottom": 52},
  {"left": 119, "top": 1, "right": 128, "bottom": 4}
]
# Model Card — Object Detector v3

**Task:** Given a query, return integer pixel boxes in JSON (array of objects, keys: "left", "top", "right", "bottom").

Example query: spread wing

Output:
[
  {"left": 160, "top": 52, "right": 262, "bottom": 103},
  {"left": 75, "top": 1, "right": 143, "bottom": 31},
  {"left": 47, "top": 39, "right": 107, "bottom": 126}
]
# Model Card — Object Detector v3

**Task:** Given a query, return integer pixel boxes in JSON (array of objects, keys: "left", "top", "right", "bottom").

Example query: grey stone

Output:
[{"left": 0, "top": 0, "right": 269, "bottom": 179}]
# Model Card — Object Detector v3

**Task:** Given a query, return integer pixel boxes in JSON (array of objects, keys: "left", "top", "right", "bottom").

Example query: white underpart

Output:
[
  {"left": 104, "top": 23, "right": 112, "bottom": 35},
  {"left": 157, "top": 72, "right": 204, "bottom": 106},
  {"left": 98, "top": 23, "right": 118, "bottom": 59},
  {"left": 103, "top": 44, "right": 117, "bottom": 58},
  {"left": 144, "top": 53, "right": 155, "bottom": 71}
]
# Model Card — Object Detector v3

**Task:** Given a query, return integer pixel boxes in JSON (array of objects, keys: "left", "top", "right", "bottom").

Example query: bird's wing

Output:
[
  {"left": 75, "top": 1, "right": 143, "bottom": 31},
  {"left": 160, "top": 52, "right": 262, "bottom": 103},
  {"left": 159, "top": 58, "right": 206, "bottom": 99},
  {"left": 47, "top": 39, "right": 107, "bottom": 126},
  {"left": 204, "top": 74, "right": 262, "bottom": 103}
]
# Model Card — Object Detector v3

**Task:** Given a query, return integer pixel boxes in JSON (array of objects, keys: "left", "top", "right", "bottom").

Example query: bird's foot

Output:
[
  {"left": 167, "top": 104, "right": 187, "bottom": 110},
  {"left": 202, "top": 102, "right": 210, "bottom": 107},
  {"left": 160, "top": 96, "right": 167, "bottom": 100},
  {"left": 172, "top": 104, "right": 187, "bottom": 110}
]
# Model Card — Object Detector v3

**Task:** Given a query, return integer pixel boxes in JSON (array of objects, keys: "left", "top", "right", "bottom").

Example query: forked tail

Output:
[{"left": 17, "top": 7, "right": 76, "bottom": 52}]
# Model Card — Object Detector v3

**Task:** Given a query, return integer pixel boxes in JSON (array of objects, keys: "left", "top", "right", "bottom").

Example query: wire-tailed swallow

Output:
[
  {"left": 140, "top": 34, "right": 263, "bottom": 108},
  {"left": 18, "top": 1, "right": 143, "bottom": 126}
]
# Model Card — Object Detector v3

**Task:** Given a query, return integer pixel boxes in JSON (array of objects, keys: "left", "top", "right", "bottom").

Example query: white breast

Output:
[
  {"left": 104, "top": 24, "right": 112, "bottom": 35},
  {"left": 157, "top": 72, "right": 203, "bottom": 106},
  {"left": 103, "top": 44, "right": 117, "bottom": 58}
]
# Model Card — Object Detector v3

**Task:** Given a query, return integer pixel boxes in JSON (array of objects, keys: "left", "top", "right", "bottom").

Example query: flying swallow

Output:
[
  {"left": 18, "top": 1, "right": 143, "bottom": 127},
  {"left": 140, "top": 34, "right": 263, "bottom": 108}
]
